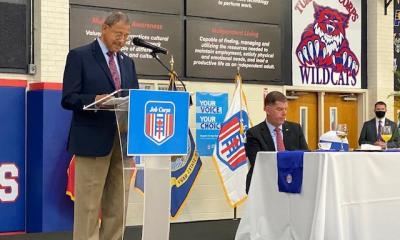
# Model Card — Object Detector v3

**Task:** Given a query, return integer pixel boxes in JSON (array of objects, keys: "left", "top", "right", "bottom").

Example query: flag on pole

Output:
[
  {"left": 131, "top": 156, "right": 144, "bottom": 194},
  {"left": 168, "top": 67, "right": 203, "bottom": 219},
  {"left": 212, "top": 73, "right": 251, "bottom": 207},
  {"left": 130, "top": 129, "right": 202, "bottom": 219},
  {"left": 66, "top": 155, "right": 75, "bottom": 201},
  {"left": 66, "top": 155, "right": 139, "bottom": 200},
  {"left": 133, "top": 169, "right": 144, "bottom": 194}
]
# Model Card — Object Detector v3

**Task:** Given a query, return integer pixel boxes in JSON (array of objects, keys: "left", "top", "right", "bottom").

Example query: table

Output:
[{"left": 235, "top": 152, "right": 400, "bottom": 240}]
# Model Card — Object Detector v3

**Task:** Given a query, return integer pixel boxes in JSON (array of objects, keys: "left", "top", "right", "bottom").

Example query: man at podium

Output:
[{"left": 61, "top": 12, "right": 139, "bottom": 240}]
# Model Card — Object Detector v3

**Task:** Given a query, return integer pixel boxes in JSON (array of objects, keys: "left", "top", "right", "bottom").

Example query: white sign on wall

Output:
[{"left": 292, "top": 0, "right": 362, "bottom": 89}]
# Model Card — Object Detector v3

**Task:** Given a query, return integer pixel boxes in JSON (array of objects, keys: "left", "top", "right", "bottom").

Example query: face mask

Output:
[{"left": 375, "top": 111, "right": 386, "bottom": 119}]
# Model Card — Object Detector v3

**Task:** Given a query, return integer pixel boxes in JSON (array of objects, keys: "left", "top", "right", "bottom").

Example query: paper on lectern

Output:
[{"left": 101, "top": 96, "right": 129, "bottom": 106}]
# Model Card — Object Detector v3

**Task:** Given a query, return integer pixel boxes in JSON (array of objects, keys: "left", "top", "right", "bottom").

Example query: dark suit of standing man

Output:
[
  {"left": 245, "top": 91, "right": 309, "bottom": 193},
  {"left": 358, "top": 101, "right": 399, "bottom": 149},
  {"left": 62, "top": 12, "right": 139, "bottom": 240}
]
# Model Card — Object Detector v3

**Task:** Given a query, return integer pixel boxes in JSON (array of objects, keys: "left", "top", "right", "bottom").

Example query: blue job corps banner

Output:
[
  {"left": 127, "top": 89, "right": 189, "bottom": 155},
  {"left": 195, "top": 92, "right": 228, "bottom": 156}
]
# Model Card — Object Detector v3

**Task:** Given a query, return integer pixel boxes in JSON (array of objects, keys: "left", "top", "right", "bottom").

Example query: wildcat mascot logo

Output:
[{"left": 296, "top": 3, "right": 359, "bottom": 86}]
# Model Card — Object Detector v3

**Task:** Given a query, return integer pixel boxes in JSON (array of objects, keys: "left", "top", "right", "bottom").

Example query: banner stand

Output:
[{"left": 142, "top": 156, "right": 171, "bottom": 240}]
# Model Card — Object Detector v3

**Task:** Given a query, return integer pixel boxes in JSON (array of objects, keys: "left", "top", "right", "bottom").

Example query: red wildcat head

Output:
[
  {"left": 313, "top": 2, "right": 349, "bottom": 37},
  {"left": 313, "top": 3, "right": 349, "bottom": 55}
]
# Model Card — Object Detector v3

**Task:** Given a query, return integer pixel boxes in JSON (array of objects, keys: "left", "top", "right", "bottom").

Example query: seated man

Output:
[
  {"left": 244, "top": 91, "right": 309, "bottom": 193},
  {"left": 358, "top": 101, "right": 400, "bottom": 149}
]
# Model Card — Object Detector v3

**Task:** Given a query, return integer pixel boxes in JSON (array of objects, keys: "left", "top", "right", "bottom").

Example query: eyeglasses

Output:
[
  {"left": 106, "top": 25, "right": 129, "bottom": 41},
  {"left": 112, "top": 31, "right": 129, "bottom": 41}
]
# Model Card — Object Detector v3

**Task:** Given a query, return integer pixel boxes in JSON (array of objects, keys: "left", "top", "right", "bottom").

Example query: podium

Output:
[{"left": 84, "top": 89, "right": 189, "bottom": 240}]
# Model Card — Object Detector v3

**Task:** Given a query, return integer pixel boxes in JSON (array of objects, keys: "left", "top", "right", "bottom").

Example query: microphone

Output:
[{"left": 132, "top": 37, "right": 168, "bottom": 55}]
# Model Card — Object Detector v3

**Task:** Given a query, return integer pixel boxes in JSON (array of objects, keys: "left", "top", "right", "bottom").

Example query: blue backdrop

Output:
[
  {"left": 26, "top": 89, "right": 73, "bottom": 232},
  {"left": 0, "top": 86, "right": 25, "bottom": 232}
]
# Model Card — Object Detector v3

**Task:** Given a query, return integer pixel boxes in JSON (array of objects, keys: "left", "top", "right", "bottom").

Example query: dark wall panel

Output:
[
  {"left": 186, "top": 19, "right": 281, "bottom": 82},
  {"left": 187, "top": 0, "right": 281, "bottom": 24},
  {"left": 70, "top": 0, "right": 181, "bottom": 14},
  {"left": 0, "top": 2, "right": 27, "bottom": 70},
  {"left": 70, "top": 6, "right": 184, "bottom": 76}
]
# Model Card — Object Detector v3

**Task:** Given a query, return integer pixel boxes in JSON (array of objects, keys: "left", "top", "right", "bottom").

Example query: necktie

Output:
[
  {"left": 275, "top": 127, "right": 285, "bottom": 151},
  {"left": 377, "top": 120, "right": 382, "bottom": 141},
  {"left": 107, "top": 52, "right": 121, "bottom": 90}
]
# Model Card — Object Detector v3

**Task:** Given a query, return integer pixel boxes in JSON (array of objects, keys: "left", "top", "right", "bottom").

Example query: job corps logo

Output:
[
  {"left": 296, "top": 3, "right": 360, "bottom": 86},
  {"left": 144, "top": 101, "right": 175, "bottom": 145},
  {"left": 215, "top": 111, "right": 249, "bottom": 171}
]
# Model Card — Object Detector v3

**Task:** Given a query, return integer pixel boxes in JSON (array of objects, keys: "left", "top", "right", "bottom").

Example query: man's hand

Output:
[
  {"left": 95, "top": 94, "right": 109, "bottom": 102},
  {"left": 373, "top": 140, "right": 386, "bottom": 149},
  {"left": 95, "top": 94, "right": 113, "bottom": 108}
]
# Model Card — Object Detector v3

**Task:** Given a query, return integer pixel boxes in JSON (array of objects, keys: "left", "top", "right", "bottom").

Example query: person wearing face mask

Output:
[{"left": 358, "top": 101, "right": 400, "bottom": 149}]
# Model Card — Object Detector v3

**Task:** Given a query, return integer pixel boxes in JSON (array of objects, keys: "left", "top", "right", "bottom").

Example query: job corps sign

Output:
[
  {"left": 128, "top": 90, "right": 189, "bottom": 155},
  {"left": 145, "top": 101, "right": 175, "bottom": 145}
]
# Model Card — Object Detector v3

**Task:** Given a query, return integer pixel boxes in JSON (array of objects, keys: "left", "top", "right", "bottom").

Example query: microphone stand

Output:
[{"left": 150, "top": 51, "right": 193, "bottom": 105}]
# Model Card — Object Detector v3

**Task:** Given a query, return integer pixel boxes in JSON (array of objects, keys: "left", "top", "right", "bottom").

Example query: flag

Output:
[
  {"left": 66, "top": 155, "right": 76, "bottom": 201},
  {"left": 130, "top": 131, "right": 202, "bottom": 219},
  {"left": 398, "top": 112, "right": 400, "bottom": 128},
  {"left": 168, "top": 71, "right": 203, "bottom": 219},
  {"left": 66, "top": 154, "right": 125, "bottom": 221},
  {"left": 212, "top": 73, "right": 251, "bottom": 207},
  {"left": 133, "top": 168, "right": 144, "bottom": 194},
  {"left": 66, "top": 155, "right": 139, "bottom": 201},
  {"left": 132, "top": 156, "right": 144, "bottom": 195}
]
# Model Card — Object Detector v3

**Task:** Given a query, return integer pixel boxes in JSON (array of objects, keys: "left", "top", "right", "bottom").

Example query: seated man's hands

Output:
[{"left": 373, "top": 140, "right": 386, "bottom": 149}]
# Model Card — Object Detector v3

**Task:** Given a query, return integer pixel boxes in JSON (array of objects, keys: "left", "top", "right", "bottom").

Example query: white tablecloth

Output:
[{"left": 235, "top": 152, "right": 400, "bottom": 240}]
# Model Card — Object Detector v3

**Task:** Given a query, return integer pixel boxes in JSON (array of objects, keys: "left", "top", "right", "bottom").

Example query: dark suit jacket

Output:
[
  {"left": 62, "top": 40, "right": 139, "bottom": 156},
  {"left": 245, "top": 121, "right": 309, "bottom": 193},
  {"left": 358, "top": 118, "right": 400, "bottom": 148}
]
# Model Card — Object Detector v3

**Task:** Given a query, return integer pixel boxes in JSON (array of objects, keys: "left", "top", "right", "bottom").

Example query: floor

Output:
[{"left": 0, "top": 219, "right": 240, "bottom": 240}]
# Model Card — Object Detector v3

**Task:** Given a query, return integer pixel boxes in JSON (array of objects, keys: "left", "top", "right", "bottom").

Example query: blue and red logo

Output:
[
  {"left": 296, "top": 3, "right": 360, "bottom": 86},
  {"left": 144, "top": 101, "right": 175, "bottom": 145},
  {"left": 215, "top": 111, "right": 249, "bottom": 171}
]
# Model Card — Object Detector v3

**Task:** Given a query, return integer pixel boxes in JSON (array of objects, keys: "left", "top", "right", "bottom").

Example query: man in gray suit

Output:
[{"left": 358, "top": 101, "right": 400, "bottom": 149}]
